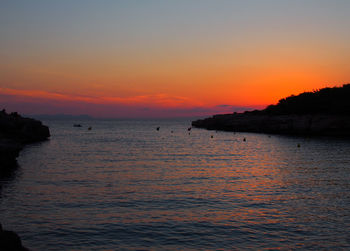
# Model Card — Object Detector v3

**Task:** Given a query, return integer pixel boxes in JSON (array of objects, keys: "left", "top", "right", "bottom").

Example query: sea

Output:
[{"left": 0, "top": 118, "right": 349, "bottom": 250}]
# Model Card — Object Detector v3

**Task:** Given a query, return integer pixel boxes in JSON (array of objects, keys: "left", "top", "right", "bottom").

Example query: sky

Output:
[{"left": 1, "top": 0, "right": 349, "bottom": 118}]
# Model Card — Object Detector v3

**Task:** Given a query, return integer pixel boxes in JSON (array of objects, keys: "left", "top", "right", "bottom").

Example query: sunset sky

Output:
[{"left": 1, "top": 0, "right": 349, "bottom": 118}]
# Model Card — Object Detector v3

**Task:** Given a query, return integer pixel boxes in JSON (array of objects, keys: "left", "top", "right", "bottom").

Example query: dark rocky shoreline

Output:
[
  {"left": 0, "top": 110, "right": 50, "bottom": 250},
  {"left": 192, "top": 84, "right": 350, "bottom": 136},
  {"left": 192, "top": 113, "right": 350, "bottom": 136},
  {"left": 0, "top": 110, "right": 50, "bottom": 172}
]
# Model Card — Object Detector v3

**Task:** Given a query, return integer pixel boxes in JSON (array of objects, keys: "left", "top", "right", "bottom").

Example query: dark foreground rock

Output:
[
  {"left": 0, "top": 141, "right": 21, "bottom": 173},
  {"left": 0, "top": 110, "right": 50, "bottom": 171},
  {"left": 0, "top": 110, "right": 49, "bottom": 250},
  {"left": 192, "top": 84, "right": 350, "bottom": 136},
  {"left": 0, "top": 224, "right": 29, "bottom": 251}
]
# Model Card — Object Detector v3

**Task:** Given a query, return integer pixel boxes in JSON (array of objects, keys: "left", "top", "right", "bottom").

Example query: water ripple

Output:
[{"left": 0, "top": 119, "right": 349, "bottom": 250}]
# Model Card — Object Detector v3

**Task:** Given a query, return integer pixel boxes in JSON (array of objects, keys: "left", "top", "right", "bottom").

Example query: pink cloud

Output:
[
  {"left": 0, "top": 87, "right": 262, "bottom": 118},
  {"left": 0, "top": 88, "right": 199, "bottom": 107}
]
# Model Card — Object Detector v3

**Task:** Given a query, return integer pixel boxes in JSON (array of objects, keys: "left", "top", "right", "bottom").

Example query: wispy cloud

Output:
[
  {"left": 0, "top": 87, "right": 261, "bottom": 118},
  {"left": 0, "top": 87, "right": 200, "bottom": 107}
]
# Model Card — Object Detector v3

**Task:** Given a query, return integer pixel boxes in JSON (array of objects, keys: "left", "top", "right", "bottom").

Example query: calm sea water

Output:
[{"left": 0, "top": 119, "right": 349, "bottom": 250}]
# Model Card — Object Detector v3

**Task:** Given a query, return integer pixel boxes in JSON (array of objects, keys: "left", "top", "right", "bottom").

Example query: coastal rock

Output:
[
  {"left": 0, "top": 141, "right": 21, "bottom": 175},
  {"left": 0, "top": 111, "right": 50, "bottom": 143},
  {"left": 0, "top": 224, "right": 29, "bottom": 251},
  {"left": 192, "top": 84, "right": 350, "bottom": 136},
  {"left": 192, "top": 114, "right": 350, "bottom": 136},
  {"left": 0, "top": 110, "right": 50, "bottom": 171},
  {"left": 0, "top": 110, "right": 49, "bottom": 250}
]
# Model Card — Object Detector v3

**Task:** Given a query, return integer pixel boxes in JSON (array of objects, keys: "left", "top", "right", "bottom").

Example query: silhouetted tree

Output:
[{"left": 260, "top": 84, "right": 350, "bottom": 115}]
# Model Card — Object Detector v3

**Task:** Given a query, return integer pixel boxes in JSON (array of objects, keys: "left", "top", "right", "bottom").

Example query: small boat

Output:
[
  {"left": 88, "top": 127, "right": 92, "bottom": 130},
  {"left": 73, "top": 124, "right": 82, "bottom": 127}
]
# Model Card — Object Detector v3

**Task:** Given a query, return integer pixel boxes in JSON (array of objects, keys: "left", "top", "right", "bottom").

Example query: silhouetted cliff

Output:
[
  {"left": 0, "top": 111, "right": 49, "bottom": 250},
  {"left": 192, "top": 84, "right": 350, "bottom": 136},
  {"left": 0, "top": 110, "right": 50, "bottom": 172}
]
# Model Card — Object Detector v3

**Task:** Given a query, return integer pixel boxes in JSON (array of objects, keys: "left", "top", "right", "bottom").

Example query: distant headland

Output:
[
  {"left": 192, "top": 84, "right": 350, "bottom": 136},
  {"left": 28, "top": 114, "right": 93, "bottom": 120}
]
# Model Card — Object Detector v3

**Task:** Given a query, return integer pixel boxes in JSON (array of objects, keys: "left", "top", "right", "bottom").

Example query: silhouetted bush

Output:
[{"left": 262, "top": 84, "right": 350, "bottom": 115}]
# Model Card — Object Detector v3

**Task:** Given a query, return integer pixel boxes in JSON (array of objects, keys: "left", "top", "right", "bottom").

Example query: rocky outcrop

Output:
[
  {"left": 0, "top": 110, "right": 50, "bottom": 172},
  {"left": 192, "top": 113, "right": 350, "bottom": 136},
  {"left": 192, "top": 84, "right": 350, "bottom": 136},
  {"left": 0, "top": 110, "right": 49, "bottom": 250},
  {"left": 0, "top": 224, "right": 29, "bottom": 251},
  {"left": 0, "top": 141, "right": 22, "bottom": 175}
]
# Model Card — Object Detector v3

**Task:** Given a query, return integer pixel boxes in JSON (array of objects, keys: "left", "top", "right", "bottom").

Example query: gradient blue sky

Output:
[{"left": 1, "top": 0, "right": 349, "bottom": 117}]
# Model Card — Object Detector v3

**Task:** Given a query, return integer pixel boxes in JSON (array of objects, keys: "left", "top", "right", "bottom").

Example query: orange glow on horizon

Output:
[
  {"left": 1, "top": 1, "right": 349, "bottom": 117},
  {"left": 2, "top": 42, "right": 346, "bottom": 111},
  {"left": 0, "top": 87, "right": 203, "bottom": 108}
]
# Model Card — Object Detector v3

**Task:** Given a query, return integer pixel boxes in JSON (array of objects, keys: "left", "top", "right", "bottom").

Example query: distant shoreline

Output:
[{"left": 192, "top": 113, "right": 350, "bottom": 137}]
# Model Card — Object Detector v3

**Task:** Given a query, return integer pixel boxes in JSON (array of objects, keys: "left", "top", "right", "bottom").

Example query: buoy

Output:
[
  {"left": 188, "top": 127, "right": 192, "bottom": 131},
  {"left": 88, "top": 127, "right": 92, "bottom": 130},
  {"left": 211, "top": 135, "right": 213, "bottom": 138},
  {"left": 171, "top": 130, "right": 174, "bottom": 133},
  {"left": 297, "top": 143, "right": 300, "bottom": 148},
  {"left": 156, "top": 127, "right": 160, "bottom": 131},
  {"left": 243, "top": 138, "right": 246, "bottom": 142}
]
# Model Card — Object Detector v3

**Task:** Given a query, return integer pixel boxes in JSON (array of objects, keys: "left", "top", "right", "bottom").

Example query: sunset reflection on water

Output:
[{"left": 0, "top": 119, "right": 349, "bottom": 250}]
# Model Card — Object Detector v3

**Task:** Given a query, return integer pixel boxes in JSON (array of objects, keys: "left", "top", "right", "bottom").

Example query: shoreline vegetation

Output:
[
  {"left": 192, "top": 84, "right": 350, "bottom": 136},
  {"left": 0, "top": 110, "right": 50, "bottom": 250}
]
